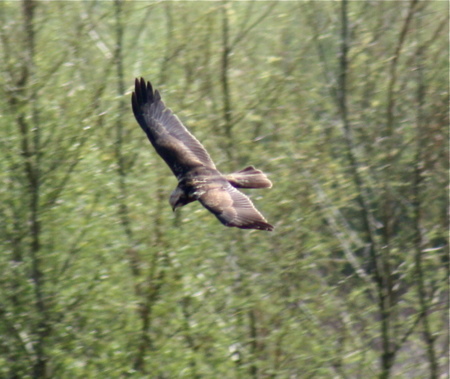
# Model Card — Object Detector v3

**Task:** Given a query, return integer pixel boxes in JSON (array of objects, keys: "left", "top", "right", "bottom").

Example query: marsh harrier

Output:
[{"left": 131, "top": 78, "right": 273, "bottom": 231}]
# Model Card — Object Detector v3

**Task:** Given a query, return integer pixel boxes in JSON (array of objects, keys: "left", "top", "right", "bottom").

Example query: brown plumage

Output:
[{"left": 131, "top": 78, "right": 273, "bottom": 231}]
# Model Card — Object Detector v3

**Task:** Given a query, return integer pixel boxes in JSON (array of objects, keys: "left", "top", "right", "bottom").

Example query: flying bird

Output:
[{"left": 131, "top": 78, "right": 273, "bottom": 231}]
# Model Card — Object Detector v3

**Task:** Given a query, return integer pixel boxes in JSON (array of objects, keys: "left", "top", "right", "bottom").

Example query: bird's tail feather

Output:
[{"left": 225, "top": 166, "right": 272, "bottom": 189}]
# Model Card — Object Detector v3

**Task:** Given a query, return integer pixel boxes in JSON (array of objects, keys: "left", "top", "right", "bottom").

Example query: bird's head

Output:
[{"left": 169, "top": 187, "right": 189, "bottom": 211}]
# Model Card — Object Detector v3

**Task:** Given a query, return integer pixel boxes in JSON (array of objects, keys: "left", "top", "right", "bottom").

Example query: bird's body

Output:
[{"left": 131, "top": 78, "right": 273, "bottom": 231}]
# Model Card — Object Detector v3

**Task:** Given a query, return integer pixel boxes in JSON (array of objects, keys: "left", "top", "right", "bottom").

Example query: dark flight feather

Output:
[{"left": 132, "top": 78, "right": 215, "bottom": 178}]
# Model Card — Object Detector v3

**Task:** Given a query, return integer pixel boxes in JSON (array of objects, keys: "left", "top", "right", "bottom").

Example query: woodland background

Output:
[{"left": 0, "top": 1, "right": 448, "bottom": 378}]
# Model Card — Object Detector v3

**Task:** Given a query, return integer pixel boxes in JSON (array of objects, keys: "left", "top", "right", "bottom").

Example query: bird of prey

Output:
[{"left": 131, "top": 78, "right": 273, "bottom": 231}]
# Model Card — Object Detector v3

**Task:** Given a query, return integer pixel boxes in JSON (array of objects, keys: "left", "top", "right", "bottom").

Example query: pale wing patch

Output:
[{"left": 198, "top": 183, "right": 273, "bottom": 231}]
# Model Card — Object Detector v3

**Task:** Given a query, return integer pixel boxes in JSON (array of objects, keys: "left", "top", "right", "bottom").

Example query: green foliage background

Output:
[{"left": 0, "top": 1, "right": 448, "bottom": 378}]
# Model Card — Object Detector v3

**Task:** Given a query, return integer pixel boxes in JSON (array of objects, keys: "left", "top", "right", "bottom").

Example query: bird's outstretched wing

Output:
[
  {"left": 132, "top": 78, "right": 216, "bottom": 178},
  {"left": 197, "top": 182, "right": 273, "bottom": 231}
]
